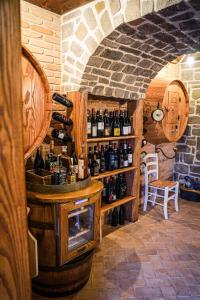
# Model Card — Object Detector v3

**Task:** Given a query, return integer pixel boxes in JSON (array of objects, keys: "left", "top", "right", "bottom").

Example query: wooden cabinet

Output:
[
  {"left": 59, "top": 194, "right": 100, "bottom": 264},
  {"left": 67, "top": 92, "right": 143, "bottom": 222}
]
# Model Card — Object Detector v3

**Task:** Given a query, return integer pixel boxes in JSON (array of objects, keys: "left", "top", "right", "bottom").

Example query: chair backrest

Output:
[{"left": 144, "top": 153, "right": 159, "bottom": 186}]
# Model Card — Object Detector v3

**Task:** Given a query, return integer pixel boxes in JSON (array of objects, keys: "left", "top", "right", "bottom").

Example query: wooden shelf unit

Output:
[
  {"left": 101, "top": 195, "right": 136, "bottom": 214},
  {"left": 91, "top": 166, "right": 137, "bottom": 180},
  {"left": 87, "top": 135, "right": 137, "bottom": 143},
  {"left": 67, "top": 91, "right": 143, "bottom": 222}
]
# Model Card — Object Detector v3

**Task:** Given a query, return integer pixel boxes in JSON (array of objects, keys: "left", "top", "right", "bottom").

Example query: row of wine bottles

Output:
[
  {"left": 102, "top": 174, "right": 127, "bottom": 204},
  {"left": 87, "top": 109, "right": 132, "bottom": 138},
  {"left": 33, "top": 141, "right": 88, "bottom": 184},
  {"left": 110, "top": 206, "right": 126, "bottom": 226},
  {"left": 88, "top": 142, "right": 133, "bottom": 176}
]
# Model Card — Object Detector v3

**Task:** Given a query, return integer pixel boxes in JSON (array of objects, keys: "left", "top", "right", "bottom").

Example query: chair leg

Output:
[
  {"left": 152, "top": 188, "right": 157, "bottom": 206},
  {"left": 163, "top": 188, "right": 169, "bottom": 219},
  {"left": 143, "top": 186, "right": 148, "bottom": 211},
  {"left": 174, "top": 183, "right": 179, "bottom": 212}
]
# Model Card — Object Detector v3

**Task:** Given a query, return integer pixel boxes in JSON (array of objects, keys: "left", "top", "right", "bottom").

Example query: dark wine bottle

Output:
[
  {"left": 122, "top": 111, "right": 129, "bottom": 136},
  {"left": 113, "top": 111, "right": 120, "bottom": 137},
  {"left": 127, "top": 111, "right": 132, "bottom": 135},
  {"left": 104, "top": 109, "right": 111, "bottom": 137},
  {"left": 102, "top": 178, "right": 108, "bottom": 204},
  {"left": 100, "top": 145, "right": 106, "bottom": 173},
  {"left": 87, "top": 109, "right": 92, "bottom": 138},
  {"left": 52, "top": 93, "right": 73, "bottom": 108},
  {"left": 51, "top": 129, "right": 72, "bottom": 142},
  {"left": 108, "top": 143, "right": 115, "bottom": 171},
  {"left": 118, "top": 145, "right": 124, "bottom": 169},
  {"left": 87, "top": 146, "right": 93, "bottom": 175},
  {"left": 123, "top": 143, "right": 129, "bottom": 168},
  {"left": 91, "top": 154, "right": 99, "bottom": 176},
  {"left": 111, "top": 208, "right": 119, "bottom": 227},
  {"left": 97, "top": 110, "right": 104, "bottom": 138},
  {"left": 119, "top": 110, "right": 124, "bottom": 136},
  {"left": 52, "top": 112, "right": 73, "bottom": 126},
  {"left": 91, "top": 109, "right": 97, "bottom": 138},
  {"left": 127, "top": 143, "right": 133, "bottom": 166},
  {"left": 113, "top": 143, "right": 118, "bottom": 170},
  {"left": 34, "top": 148, "right": 44, "bottom": 175},
  {"left": 119, "top": 205, "right": 125, "bottom": 225}
]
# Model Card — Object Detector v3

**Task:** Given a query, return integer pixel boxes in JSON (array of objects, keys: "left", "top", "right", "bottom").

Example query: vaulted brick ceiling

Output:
[{"left": 80, "top": 0, "right": 200, "bottom": 100}]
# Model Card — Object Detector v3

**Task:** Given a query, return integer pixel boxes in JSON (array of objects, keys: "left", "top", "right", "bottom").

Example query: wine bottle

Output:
[
  {"left": 111, "top": 208, "right": 119, "bottom": 226},
  {"left": 127, "top": 111, "right": 132, "bottom": 135},
  {"left": 122, "top": 111, "right": 129, "bottom": 136},
  {"left": 104, "top": 109, "right": 111, "bottom": 137},
  {"left": 119, "top": 110, "right": 124, "bottom": 136},
  {"left": 34, "top": 147, "right": 44, "bottom": 175},
  {"left": 109, "top": 111, "right": 114, "bottom": 136},
  {"left": 51, "top": 129, "right": 72, "bottom": 142},
  {"left": 94, "top": 145, "right": 100, "bottom": 167},
  {"left": 113, "top": 111, "right": 120, "bottom": 137},
  {"left": 111, "top": 176, "right": 117, "bottom": 201},
  {"left": 119, "top": 205, "right": 125, "bottom": 225},
  {"left": 87, "top": 146, "right": 93, "bottom": 175},
  {"left": 123, "top": 143, "right": 129, "bottom": 168},
  {"left": 118, "top": 145, "right": 124, "bottom": 169},
  {"left": 91, "top": 109, "right": 97, "bottom": 138},
  {"left": 71, "top": 151, "right": 78, "bottom": 179},
  {"left": 107, "top": 177, "right": 113, "bottom": 203},
  {"left": 78, "top": 143, "right": 88, "bottom": 180},
  {"left": 97, "top": 110, "right": 104, "bottom": 138},
  {"left": 87, "top": 110, "right": 92, "bottom": 138},
  {"left": 127, "top": 143, "right": 133, "bottom": 166},
  {"left": 113, "top": 143, "right": 118, "bottom": 170},
  {"left": 52, "top": 93, "right": 73, "bottom": 108},
  {"left": 108, "top": 143, "right": 115, "bottom": 171},
  {"left": 100, "top": 145, "right": 106, "bottom": 173},
  {"left": 90, "top": 154, "right": 99, "bottom": 176},
  {"left": 102, "top": 178, "right": 107, "bottom": 204},
  {"left": 52, "top": 112, "right": 73, "bottom": 126}
]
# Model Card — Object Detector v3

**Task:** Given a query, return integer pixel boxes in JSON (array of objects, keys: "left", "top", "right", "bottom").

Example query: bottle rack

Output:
[{"left": 67, "top": 92, "right": 143, "bottom": 223}]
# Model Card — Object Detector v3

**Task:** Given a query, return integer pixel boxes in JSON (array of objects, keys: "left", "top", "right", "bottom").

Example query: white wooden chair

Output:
[{"left": 143, "top": 153, "right": 179, "bottom": 219}]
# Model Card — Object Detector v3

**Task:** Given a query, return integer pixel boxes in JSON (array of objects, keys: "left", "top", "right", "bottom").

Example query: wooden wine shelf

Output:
[
  {"left": 87, "top": 135, "right": 137, "bottom": 143},
  {"left": 101, "top": 195, "right": 136, "bottom": 214},
  {"left": 91, "top": 166, "right": 137, "bottom": 180}
]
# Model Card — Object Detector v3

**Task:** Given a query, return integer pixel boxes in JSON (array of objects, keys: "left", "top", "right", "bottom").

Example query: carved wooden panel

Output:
[{"left": 22, "top": 47, "right": 52, "bottom": 159}]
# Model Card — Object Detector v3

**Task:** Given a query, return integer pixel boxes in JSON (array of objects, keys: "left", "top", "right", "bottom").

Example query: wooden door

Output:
[{"left": 0, "top": 0, "right": 31, "bottom": 299}]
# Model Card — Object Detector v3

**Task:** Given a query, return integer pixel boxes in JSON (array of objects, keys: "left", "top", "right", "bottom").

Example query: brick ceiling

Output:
[
  {"left": 25, "top": 0, "right": 93, "bottom": 14},
  {"left": 80, "top": 0, "right": 200, "bottom": 100}
]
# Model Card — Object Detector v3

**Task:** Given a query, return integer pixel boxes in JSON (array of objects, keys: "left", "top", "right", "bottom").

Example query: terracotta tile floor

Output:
[{"left": 32, "top": 199, "right": 200, "bottom": 300}]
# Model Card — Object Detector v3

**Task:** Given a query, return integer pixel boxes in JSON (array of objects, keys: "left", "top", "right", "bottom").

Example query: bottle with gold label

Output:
[{"left": 113, "top": 110, "right": 120, "bottom": 137}]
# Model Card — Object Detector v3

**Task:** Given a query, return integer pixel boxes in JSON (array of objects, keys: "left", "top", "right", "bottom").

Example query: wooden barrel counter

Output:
[
  {"left": 27, "top": 180, "right": 103, "bottom": 297},
  {"left": 22, "top": 46, "right": 52, "bottom": 159},
  {"left": 143, "top": 79, "right": 189, "bottom": 145}
]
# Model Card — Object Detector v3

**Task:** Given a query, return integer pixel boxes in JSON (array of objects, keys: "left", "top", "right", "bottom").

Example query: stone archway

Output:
[{"left": 80, "top": 0, "right": 200, "bottom": 99}]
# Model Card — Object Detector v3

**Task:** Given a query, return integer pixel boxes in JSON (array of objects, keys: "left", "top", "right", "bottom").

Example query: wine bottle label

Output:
[
  {"left": 123, "top": 160, "right": 128, "bottom": 167},
  {"left": 78, "top": 159, "right": 85, "bottom": 179},
  {"left": 104, "top": 127, "right": 111, "bottom": 136},
  {"left": 92, "top": 126, "right": 97, "bottom": 137},
  {"left": 98, "top": 122, "right": 104, "bottom": 130},
  {"left": 112, "top": 194, "right": 117, "bottom": 201},
  {"left": 122, "top": 126, "right": 129, "bottom": 135},
  {"left": 94, "top": 165, "right": 99, "bottom": 176},
  {"left": 58, "top": 132, "right": 65, "bottom": 139},
  {"left": 128, "top": 154, "right": 133, "bottom": 164},
  {"left": 96, "top": 159, "right": 100, "bottom": 166},
  {"left": 87, "top": 122, "right": 91, "bottom": 134},
  {"left": 73, "top": 165, "right": 79, "bottom": 174},
  {"left": 114, "top": 128, "right": 120, "bottom": 136},
  {"left": 128, "top": 126, "right": 132, "bottom": 134}
]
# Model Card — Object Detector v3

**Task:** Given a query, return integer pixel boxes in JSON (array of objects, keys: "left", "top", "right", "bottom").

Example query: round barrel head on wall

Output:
[
  {"left": 22, "top": 46, "right": 52, "bottom": 159},
  {"left": 143, "top": 78, "right": 189, "bottom": 145}
]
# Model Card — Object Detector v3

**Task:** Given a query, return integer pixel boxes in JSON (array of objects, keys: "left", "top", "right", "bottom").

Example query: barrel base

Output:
[{"left": 32, "top": 249, "right": 94, "bottom": 298}]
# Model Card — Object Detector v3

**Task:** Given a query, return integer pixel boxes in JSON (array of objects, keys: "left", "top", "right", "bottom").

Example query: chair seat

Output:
[{"left": 149, "top": 180, "right": 177, "bottom": 189}]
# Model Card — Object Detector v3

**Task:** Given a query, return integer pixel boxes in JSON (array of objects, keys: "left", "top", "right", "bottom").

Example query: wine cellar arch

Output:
[{"left": 80, "top": 0, "right": 200, "bottom": 100}]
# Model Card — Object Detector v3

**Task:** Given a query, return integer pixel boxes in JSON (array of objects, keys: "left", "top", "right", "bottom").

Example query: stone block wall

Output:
[
  {"left": 61, "top": 0, "right": 184, "bottom": 93},
  {"left": 21, "top": 1, "right": 61, "bottom": 92},
  {"left": 174, "top": 54, "right": 200, "bottom": 180}
]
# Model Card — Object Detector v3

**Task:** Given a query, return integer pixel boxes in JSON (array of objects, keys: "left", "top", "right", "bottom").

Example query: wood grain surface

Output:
[
  {"left": 0, "top": 0, "right": 31, "bottom": 299},
  {"left": 22, "top": 46, "right": 51, "bottom": 159},
  {"left": 144, "top": 79, "right": 189, "bottom": 145},
  {"left": 25, "top": 0, "right": 93, "bottom": 14}
]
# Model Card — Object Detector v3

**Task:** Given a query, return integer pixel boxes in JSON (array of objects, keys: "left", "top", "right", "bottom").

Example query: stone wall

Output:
[
  {"left": 61, "top": 0, "right": 186, "bottom": 92},
  {"left": 80, "top": 1, "right": 200, "bottom": 99},
  {"left": 21, "top": 1, "right": 61, "bottom": 92},
  {"left": 174, "top": 53, "right": 200, "bottom": 180}
]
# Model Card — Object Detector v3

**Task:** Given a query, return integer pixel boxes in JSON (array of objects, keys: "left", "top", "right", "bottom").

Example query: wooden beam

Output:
[{"left": 0, "top": 0, "right": 31, "bottom": 299}]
